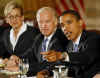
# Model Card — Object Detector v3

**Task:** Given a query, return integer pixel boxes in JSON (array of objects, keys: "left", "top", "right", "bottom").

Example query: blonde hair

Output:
[
  {"left": 4, "top": 1, "right": 23, "bottom": 16},
  {"left": 36, "top": 7, "right": 57, "bottom": 22}
]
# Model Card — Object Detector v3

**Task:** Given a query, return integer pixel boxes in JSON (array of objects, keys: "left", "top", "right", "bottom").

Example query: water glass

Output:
[{"left": 19, "top": 58, "right": 29, "bottom": 75}]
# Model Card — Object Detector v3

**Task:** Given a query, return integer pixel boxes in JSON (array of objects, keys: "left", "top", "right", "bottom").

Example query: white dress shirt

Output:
[
  {"left": 44, "top": 34, "right": 53, "bottom": 51},
  {"left": 73, "top": 33, "right": 81, "bottom": 47},
  {"left": 44, "top": 28, "right": 56, "bottom": 51},
  {"left": 10, "top": 22, "right": 27, "bottom": 51}
]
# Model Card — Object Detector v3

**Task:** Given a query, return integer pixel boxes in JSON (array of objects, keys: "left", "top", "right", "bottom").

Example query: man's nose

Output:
[
  {"left": 62, "top": 26, "right": 67, "bottom": 31},
  {"left": 42, "top": 23, "right": 47, "bottom": 27}
]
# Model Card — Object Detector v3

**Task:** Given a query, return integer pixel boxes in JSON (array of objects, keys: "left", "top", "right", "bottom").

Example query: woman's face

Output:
[{"left": 6, "top": 8, "right": 24, "bottom": 30}]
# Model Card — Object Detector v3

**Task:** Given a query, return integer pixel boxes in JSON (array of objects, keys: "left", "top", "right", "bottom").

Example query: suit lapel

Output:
[
  {"left": 14, "top": 26, "right": 28, "bottom": 52},
  {"left": 36, "top": 35, "right": 44, "bottom": 62},
  {"left": 14, "top": 31, "right": 27, "bottom": 51},
  {"left": 47, "top": 29, "right": 58, "bottom": 51},
  {"left": 47, "top": 38, "right": 57, "bottom": 51},
  {"left": 66, "top": 41, "right": 73, "bottom": 52},
  {"left": 78, "top": 30, "right": 87, "bottom": 52}
]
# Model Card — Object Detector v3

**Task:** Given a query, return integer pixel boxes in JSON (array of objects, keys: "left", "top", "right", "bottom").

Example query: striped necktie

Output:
[
  {"left": 41, "top": 38, "right": 48, "bottom": 61},
  {"left": 41, "top": 38, "right": 48, "bottom": 52},
  {"left": 73, "top": 43, "right": 78, "bottom": 52}
]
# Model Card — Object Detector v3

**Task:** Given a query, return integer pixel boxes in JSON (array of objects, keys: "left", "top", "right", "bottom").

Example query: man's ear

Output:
[
  {"left": 79, "top": 20, "right": 83, "bottom": 26},
  {"left": 55, "top": 18, "right": 58, "bottom": 26},
  {"left": 22, "top": 16, "right": 24, "bottom": 21}
]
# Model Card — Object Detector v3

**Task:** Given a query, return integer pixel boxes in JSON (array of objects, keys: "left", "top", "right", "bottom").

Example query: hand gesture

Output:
[{"left": 41, "top": 50, "right": 63, "bottom": 62}]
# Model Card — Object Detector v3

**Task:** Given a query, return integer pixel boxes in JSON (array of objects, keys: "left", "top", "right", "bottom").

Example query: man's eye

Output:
[{"left": 66, "top": 21, "right": 72, "bottom": 24}]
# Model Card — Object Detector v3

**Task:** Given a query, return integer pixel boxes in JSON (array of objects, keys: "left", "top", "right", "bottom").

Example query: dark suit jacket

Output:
[
  {"left": 31, "top": 28, "right": 69, "bottom": 73},
  {"left": 1, "top": 25, "right": 40, "bottom": 76},
  {"left": 0, "top": 26, "right": 10, "bottom": 57},
  {"left": 66, "top": 30, "right": 100, "bottom": 78}
]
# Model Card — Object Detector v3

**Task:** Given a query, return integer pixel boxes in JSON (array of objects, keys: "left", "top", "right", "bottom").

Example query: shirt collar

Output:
[
  {"left": 44, "top": 27, "right": 57, "bottom": 40},
  {"left": 73, "top": 33, "right": 82, "bottom": 45}
]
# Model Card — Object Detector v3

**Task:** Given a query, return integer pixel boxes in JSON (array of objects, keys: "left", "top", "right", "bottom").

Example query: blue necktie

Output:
[
  {"left": 73, "top": 43, "right": 78, "bottom": 52},
  {"left": 41, "top": 38, "right": 48, "bottom": 52},
  {"left": 41, "top": 38, "right": 48, "bottom": 61}
]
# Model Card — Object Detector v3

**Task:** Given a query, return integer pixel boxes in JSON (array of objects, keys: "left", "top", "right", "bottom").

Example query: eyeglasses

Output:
[{"left": 7, "top": 15, "right": 22, "bottom": 20}]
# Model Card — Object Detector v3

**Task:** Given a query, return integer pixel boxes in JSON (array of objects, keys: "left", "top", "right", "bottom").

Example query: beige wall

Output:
[
  {"left": 84, "top": 0, "right": 100, "bottom": 30},
  {"left": 23, "top": 0, "right": 55, "bottom": 19},
  {"left": 23, "top": 0, "right": 40, "bottom": 19}
]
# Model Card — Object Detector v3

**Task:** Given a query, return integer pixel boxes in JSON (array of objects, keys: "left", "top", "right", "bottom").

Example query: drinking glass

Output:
[{"left": 19, "top": 58, "right": 29, "bottom": 75}]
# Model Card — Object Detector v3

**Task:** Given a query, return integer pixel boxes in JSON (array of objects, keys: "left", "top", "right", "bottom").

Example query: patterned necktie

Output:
[
  {"left": 41, "top": 38, "right": 48, "bottom": 61},
  {"left": 41, "top": 38, "right": 48, "bottom": 52},
  {"left": 73, "top": 43, "right": 78, "bottom": 52}
]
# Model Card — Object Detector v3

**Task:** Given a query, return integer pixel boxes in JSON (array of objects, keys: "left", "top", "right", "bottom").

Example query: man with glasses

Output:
[{"left": 1, "top": 1, "right": 40, "bottom": 77}]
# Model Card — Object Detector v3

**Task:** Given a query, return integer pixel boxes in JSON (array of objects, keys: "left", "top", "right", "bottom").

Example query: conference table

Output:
[
  {"left": 0, "top": 63, "right": 24, "bottom": 78},
  {"left": 0, "top": 62, "right": 72, "bottom": 78}
]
